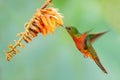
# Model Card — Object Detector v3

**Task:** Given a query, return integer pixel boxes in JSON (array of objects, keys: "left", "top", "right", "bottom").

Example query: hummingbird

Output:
[{"left": 65, "top": 26, "right": 108, "bottom": 74}]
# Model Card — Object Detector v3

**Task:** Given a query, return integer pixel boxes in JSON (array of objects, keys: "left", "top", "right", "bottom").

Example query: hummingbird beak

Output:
[
  {"left": 61, "top": 25, "right": 68, "bottom": 30},
  {"left": 61, "top": 25, "right": 66, "bottom": 28},
  {"left": 61, "top": 25, "right": 70, "bottom": 32},
  {"left": 61, "top": 25, "right": 72, "bottom": 30}
]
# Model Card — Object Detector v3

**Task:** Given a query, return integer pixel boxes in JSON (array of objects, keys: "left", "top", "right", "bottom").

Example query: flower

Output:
[{"left": 5, "top": 0, "right": 63, "bottom": 61}]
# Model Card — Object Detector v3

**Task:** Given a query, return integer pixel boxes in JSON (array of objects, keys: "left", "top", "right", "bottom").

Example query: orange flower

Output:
[
  {"left": 31, "top": 7, "right": 63, "bottom": 36},
  {"left": 5, "top": 0, "right": 63, "bottom": 61}
]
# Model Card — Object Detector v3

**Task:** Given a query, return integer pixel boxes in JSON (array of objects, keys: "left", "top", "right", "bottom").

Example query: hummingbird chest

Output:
[
  {"left": 72, "top": 35, "right": 89, "bottom": 57},
  {"left": 72, "top": 34, "right": 87, "bottom": 51}
]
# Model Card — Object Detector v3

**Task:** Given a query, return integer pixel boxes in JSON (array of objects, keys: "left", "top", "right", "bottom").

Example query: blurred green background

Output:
[{"left": 0, "top": 0, "right": 120, "bottom": 80}]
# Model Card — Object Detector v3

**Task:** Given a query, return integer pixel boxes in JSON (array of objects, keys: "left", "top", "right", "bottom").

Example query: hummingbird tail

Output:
[{"left": 94, "top": 58, "right": 108, "bottom": 74}]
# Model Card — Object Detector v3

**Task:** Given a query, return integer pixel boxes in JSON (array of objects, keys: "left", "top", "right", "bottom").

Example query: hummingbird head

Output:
[{"left": 65, "top": 26, "right": 80, "bottom": 37}]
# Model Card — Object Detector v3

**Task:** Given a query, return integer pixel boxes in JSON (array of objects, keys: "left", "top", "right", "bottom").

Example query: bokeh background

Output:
[{"left": 0, "top": 0, "right": 120, "bottom": 80}]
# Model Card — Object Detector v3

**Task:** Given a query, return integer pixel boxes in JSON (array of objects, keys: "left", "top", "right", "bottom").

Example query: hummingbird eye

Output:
[{"left": 67, "top": 27, "right": 71, "bottom": 30}]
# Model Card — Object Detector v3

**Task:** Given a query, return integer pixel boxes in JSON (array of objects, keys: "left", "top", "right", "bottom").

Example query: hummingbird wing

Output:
[
  {"left": 85, "top": 37, "right": 108, "bottom": 74},
  {"left": 88, "top": 31, "right": 108, "bottom": 43}
]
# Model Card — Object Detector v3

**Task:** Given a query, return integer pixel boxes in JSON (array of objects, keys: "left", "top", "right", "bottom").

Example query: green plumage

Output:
[{"left": 65, "top": 26, "right": 108, "bottom": 74}]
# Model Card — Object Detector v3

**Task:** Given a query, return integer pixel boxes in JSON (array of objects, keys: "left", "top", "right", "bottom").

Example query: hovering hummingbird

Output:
[{"left": 65, "top": 26, "right": 108, "bottom": 74}]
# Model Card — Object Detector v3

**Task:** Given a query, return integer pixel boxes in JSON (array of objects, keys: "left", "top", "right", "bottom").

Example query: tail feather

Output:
[{"left": 94, "top": 58, "right": 108, "bottom": 74}]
